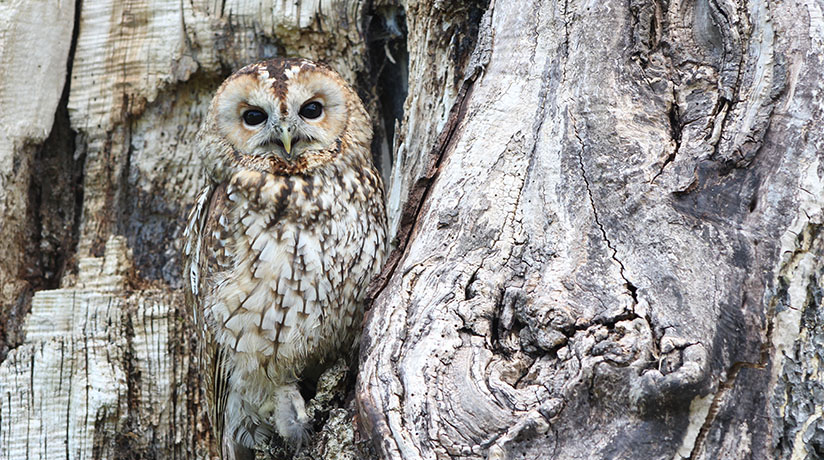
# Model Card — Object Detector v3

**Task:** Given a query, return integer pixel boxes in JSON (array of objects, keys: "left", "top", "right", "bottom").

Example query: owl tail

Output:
[{"left": 222, "top": 432, "right": 255, "bottom": 460}]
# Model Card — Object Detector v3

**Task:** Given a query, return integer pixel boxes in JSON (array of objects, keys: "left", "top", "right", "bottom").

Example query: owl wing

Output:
[{"left": 183, "top": 182, "right": 233, "bottom": 451}]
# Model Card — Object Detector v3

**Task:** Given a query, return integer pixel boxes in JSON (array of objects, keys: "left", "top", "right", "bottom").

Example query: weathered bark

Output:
[
  {"left": 0, "top": 1, "right": 401, "bottom": 458},
  {"left": 0, "top": 0, "right": 822, "bottom": 460},
  {"left": 0, "top": 0, "right": 78, "bottom": 364},
  {"left": 359, "top": 1, "right": 824, "bottom": 459}
]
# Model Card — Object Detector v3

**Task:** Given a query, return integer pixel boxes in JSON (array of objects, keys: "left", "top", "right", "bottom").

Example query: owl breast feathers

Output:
[{"left": 183, "top": 58, "right": 387, "bottom": 460}]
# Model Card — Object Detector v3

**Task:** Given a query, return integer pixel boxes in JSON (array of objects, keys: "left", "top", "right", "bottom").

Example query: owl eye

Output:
[
  {"left": 242, "top": 109, "right": 267, "bottom": 126},
  {"left": 299, "top": 101, "right": 323, "bottom": 119}
]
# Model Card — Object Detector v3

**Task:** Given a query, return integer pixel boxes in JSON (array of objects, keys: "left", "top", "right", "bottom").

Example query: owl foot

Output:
[{"left": 269, "top": 384, "right": 311, "bottom": 451}]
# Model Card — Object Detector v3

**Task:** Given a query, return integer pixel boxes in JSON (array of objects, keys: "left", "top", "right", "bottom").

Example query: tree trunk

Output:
[
  {"left": 0, "top": 1, "right": 821, "bottom": 460},
  {"left": 359, "top": 1, "right": 824, "bottom": 459}
]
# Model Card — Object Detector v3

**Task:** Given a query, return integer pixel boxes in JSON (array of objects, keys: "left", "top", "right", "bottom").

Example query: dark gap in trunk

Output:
[
  {"left": 0, "top": 0, "right": 85, "bottom": 364},
  {"left": 363, "top": 3, "right": 409, "bottom": 186}
]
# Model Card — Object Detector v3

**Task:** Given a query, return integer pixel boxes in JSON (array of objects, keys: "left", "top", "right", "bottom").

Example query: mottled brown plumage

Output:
[{"left": 183, "top": 58, "right": 386, "bottom": 460}]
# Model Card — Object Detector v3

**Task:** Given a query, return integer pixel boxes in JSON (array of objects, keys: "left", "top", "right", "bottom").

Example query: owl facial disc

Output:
[{"left": 210, "top": 58, "right": 349, "bottom": 169}]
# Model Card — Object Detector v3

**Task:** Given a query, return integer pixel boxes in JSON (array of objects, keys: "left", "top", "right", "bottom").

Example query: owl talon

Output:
[{"left": 270, "top": 384, "right": 311, "bottom": 451}]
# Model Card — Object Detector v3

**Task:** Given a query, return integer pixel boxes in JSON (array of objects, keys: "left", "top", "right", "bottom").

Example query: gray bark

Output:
[
  {"left": 0, "top": 0, "right": 822, "bottom": 460},
  {"left": 359, "top": 1, "right": 824, "bottom": 459}
]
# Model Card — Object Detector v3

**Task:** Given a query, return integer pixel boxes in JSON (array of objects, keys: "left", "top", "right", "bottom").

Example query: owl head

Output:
[{"left": 201, "top": 58, "right": 371, "bottom": 179}]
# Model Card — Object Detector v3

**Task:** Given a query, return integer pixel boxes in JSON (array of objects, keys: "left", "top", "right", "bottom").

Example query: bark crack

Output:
[
  {"left": 83, "top": 296, "right": 91, "bottom": 438},
  {"left": 561, "top": 0, "right": 636, "bottom": 304},
  {"left": 569, "top": 113, "right": 638, "bottom": 306},
  {"left": 651, "top": 85, "right": 682, "bottom": 184},
  {"left": 688, "top": 359, "right": 766, "bottom": 460},
  {"left": 62, "top": 340, "right": 72, "bottom": 460},
  {"left": 562, "top": 0, "right": 572, "bottom": 66}
]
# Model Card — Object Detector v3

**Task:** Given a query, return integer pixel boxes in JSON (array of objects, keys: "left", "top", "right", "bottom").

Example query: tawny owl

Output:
[{"left": 183, "top": 58, "right": 387, "bottom": 460}]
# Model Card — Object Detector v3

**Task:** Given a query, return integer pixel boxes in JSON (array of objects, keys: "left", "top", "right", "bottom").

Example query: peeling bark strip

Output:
[
  {"left": 364, "top": 78, "right": 477, "bottom": 306},
  {"left": 359, "top": 0, "right": 824, "bottom": 459}
]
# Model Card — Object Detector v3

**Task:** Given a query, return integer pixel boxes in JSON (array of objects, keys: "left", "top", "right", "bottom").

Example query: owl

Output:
[{"left": 183, "top": 58, "right": 387, "bottom": 460}]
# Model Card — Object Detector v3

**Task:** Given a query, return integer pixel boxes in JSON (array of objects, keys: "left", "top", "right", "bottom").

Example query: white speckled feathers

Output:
[{"left": 183, "top": 58, "right": 386, "bottom": 458}]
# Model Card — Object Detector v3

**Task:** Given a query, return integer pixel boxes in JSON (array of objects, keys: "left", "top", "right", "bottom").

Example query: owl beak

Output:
[{"left": 279, "top": 126, "right": 293, "bottom": 157}]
